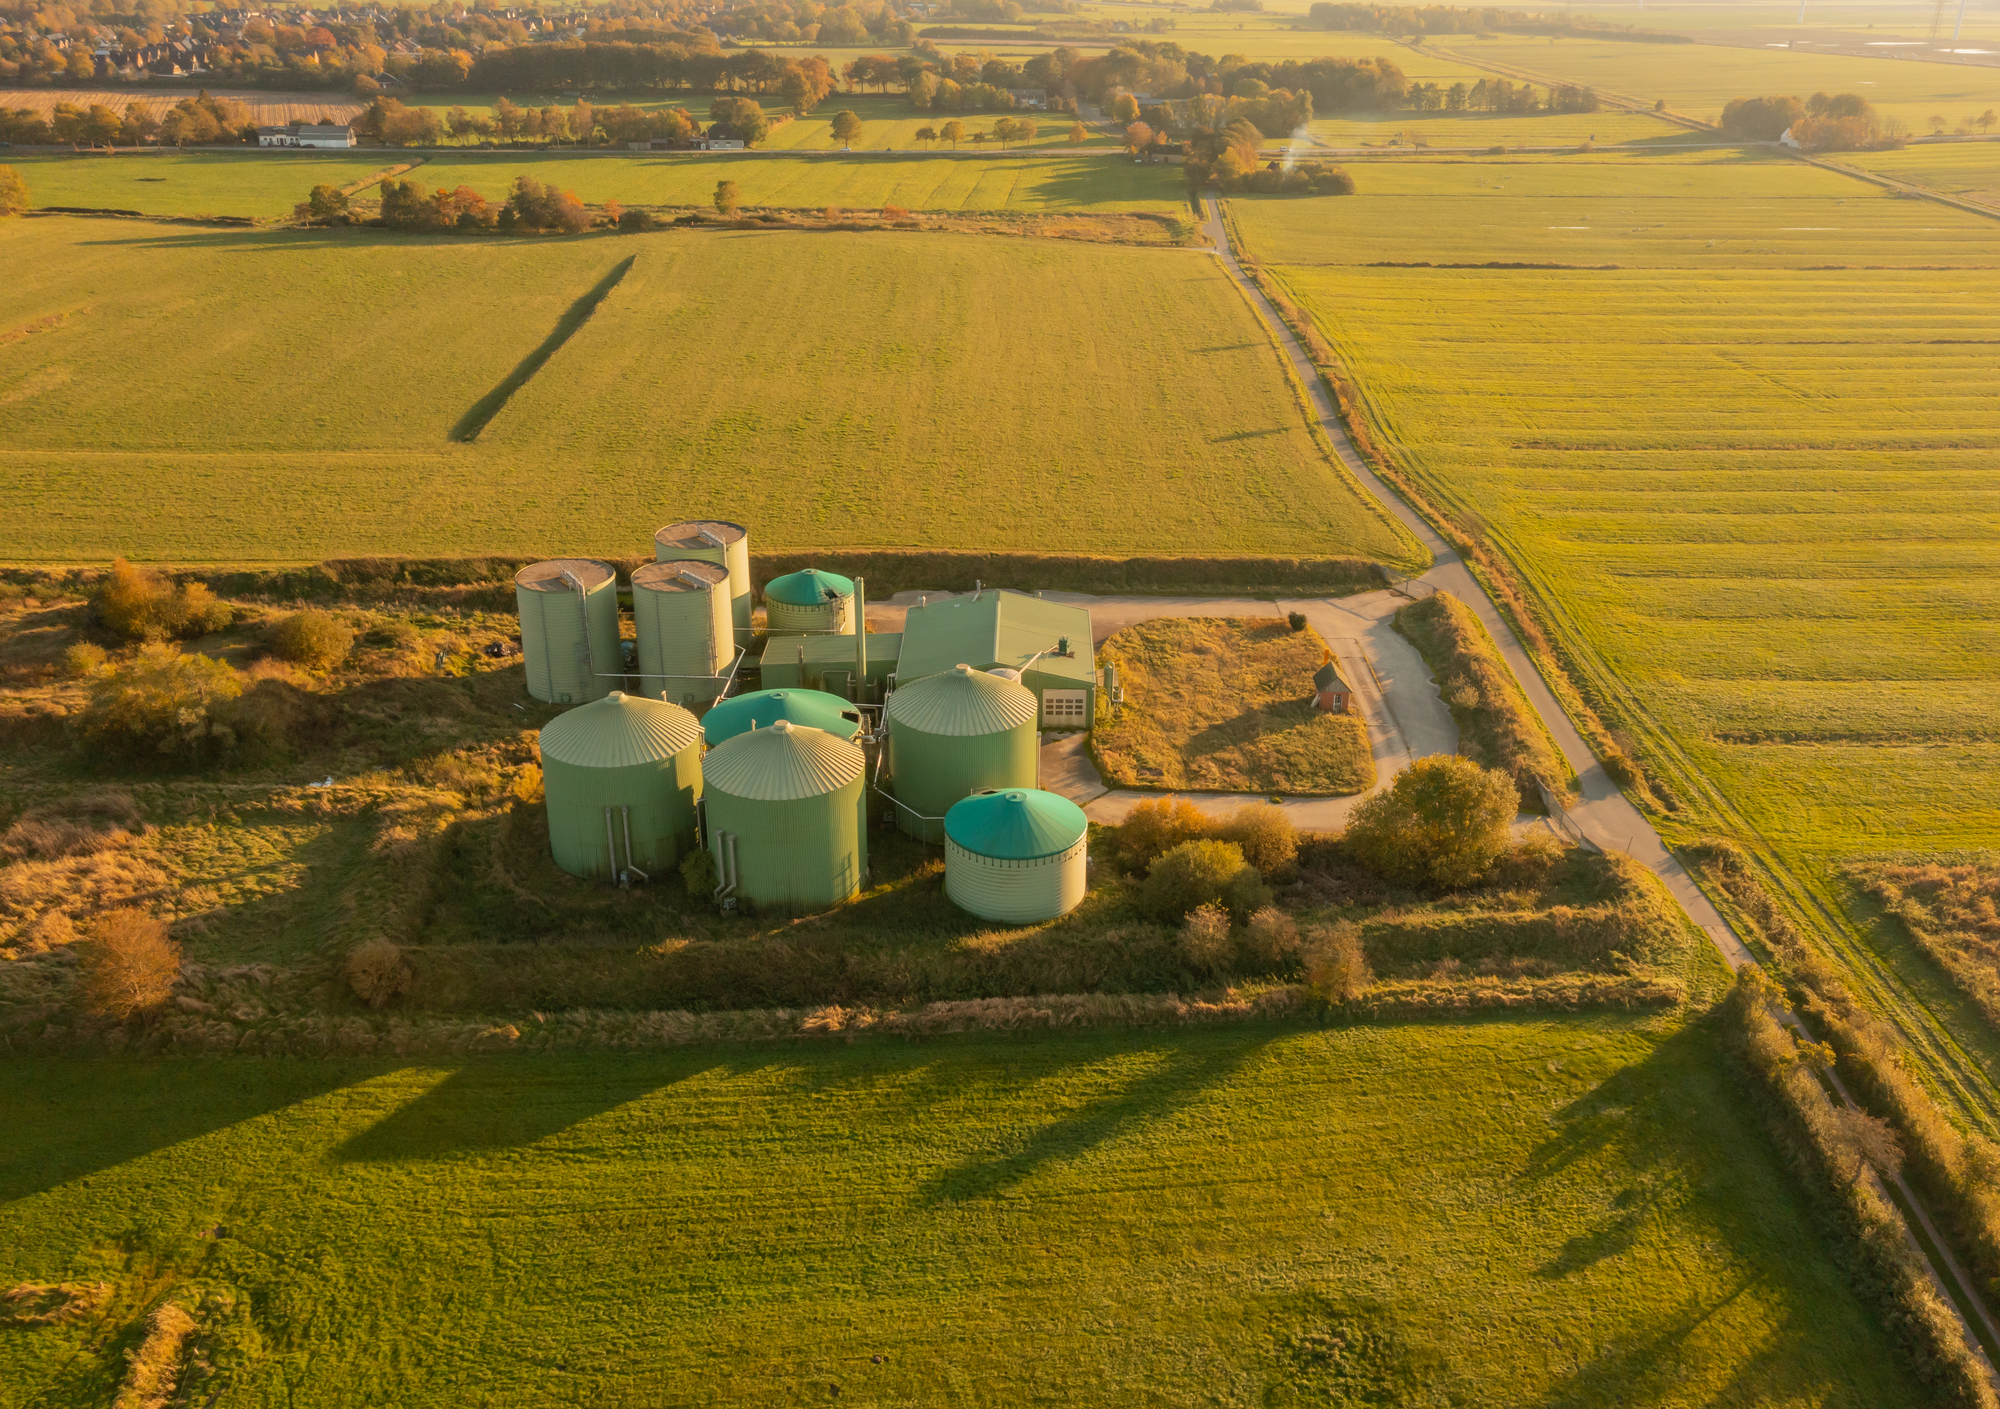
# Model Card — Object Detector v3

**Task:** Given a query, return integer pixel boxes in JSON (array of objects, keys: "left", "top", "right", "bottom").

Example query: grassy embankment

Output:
[
  {"left": 1229, "top": 148, "right": 2000, "bottom": 1122},
  {"left": 1091, "top": 616, "right": 1373, "bottom": 795},
  {"left": 1839, "top": 141, "right": 2000, "bottom": 212},
  {"left": 0, "top": 1014, "right": 1931, "bottom": 1407},
  {"left": 0, "top": 218, "right": 1420, "bottom": 571},
  {"left": 1394, "top": 590, "right": 1572, "bottom": 810}
]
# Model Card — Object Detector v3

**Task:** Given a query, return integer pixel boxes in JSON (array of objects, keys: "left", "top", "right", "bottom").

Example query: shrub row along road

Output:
[{"left": 1195, "top": 192, "right": 2000, "bottom": 1368}]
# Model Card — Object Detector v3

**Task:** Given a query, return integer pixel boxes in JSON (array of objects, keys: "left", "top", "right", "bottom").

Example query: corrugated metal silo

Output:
[
  {"left": 653, "top": 520, "right": 750, "bottom": 642},
  {"left": 539, "top": 691, "right": 703, "bottom": 881},
  {"left": 763, "top": 568, "right": 855, "bottom": 637},
  {"left": 945, "top": 789, "right": 1089, "bottom": 923},
  {"left": 884, "top": 664, "right": 1039, "bottom": 841},
  {"left": 703, "top": 719, "right": 868, "bottom": 911},
  {"left": 632, "top": 559, "right": 731, "bottom": 708},
  {"left": 516, "top": 558, "right": 621, "bottom": 705}
]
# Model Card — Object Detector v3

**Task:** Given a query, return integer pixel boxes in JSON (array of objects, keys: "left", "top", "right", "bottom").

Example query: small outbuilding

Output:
[{"left": 1312, "top": 649, "right": 1355, "bottom": 715}]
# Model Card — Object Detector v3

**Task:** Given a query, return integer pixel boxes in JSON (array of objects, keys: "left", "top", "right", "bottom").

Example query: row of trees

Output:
[
  {"left": 302, "top": 174, "right": 598, "bottom": 234},
  {"left": 0, "top": 91, "right": 255, "bottom": 148},
  {"left": 1304, "top": 0, "right": 1678, "bottom": 40},
  {"left": 1403, "top": 77, "right": 1598, "bottom": 114},
  {"left": 1720, "top": 91, "right": 1902, "bottom": 151}
]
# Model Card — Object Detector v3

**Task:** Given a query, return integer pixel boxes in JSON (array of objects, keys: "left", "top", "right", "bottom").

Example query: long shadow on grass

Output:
[
  {"left": 334, "top": 1052, "right": 708, "bottom": 1162},
  {"left": 447, "top": 253, "right": 635, "bottom": 443},
  {"left": 0, "top": 1059, "right": 367, "bottom": 1203},
  {"left": 917, "top": 1036, "right": 1261, "bottom": 1206}
]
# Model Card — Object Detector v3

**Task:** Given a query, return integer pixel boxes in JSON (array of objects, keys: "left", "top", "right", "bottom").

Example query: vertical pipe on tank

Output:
[{"left": 855, "top": 576, "right": 868, "bottom": 700}]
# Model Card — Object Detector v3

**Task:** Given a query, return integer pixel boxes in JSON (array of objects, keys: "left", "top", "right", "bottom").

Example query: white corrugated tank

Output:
[{"left": 943, "top": 789, "right": 1089, "bottom": 924}]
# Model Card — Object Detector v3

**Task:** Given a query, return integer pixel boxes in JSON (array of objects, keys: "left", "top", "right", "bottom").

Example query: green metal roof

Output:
[
  {"left": 759, "top": 632, "right": 902, "bottom": 668},
  {"left": 899, "top": 590, "right": 1095, "bottom": 687},
  {"left": 945, "top": 789, "right": 1087, "bottom": 860},
  {"left": 703, "top": 689, "right": 862, "bottom": 745},
  {"left": 539, "top": 691, "right": 701, "bottom": 768},
  {"left": 703, "top": 719, "right": 864, "bottom": 800},
  {"left": 764, "top": 568, "right": 855, "bottom": 607},
  {"left": 885, "top": 664, "right": 1038, "bottom": 737}
]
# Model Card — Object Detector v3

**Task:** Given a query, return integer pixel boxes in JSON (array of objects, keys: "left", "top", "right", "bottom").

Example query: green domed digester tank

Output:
[
  {"left": 883, "top": 664, "right": 1039, "bottom": 841},
  {"left": 702, "top": 719, "right": 867, "bottom": 912},
  {"left": 539, "top": 691, "right": 703, "bottom": 881}
]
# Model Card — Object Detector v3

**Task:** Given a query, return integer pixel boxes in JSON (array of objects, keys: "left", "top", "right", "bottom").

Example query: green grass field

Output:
[
  {"left": 0, "top": 217, "right": 1419, "bottom": 567},
  {"left": 1430, "top": 33, "right": 2000, "bottom": 132},
  {"left": 1231, "top": 151, "right": 2000, "bottom": 1108},
  {"left": 398, "top": 150, "right": 1179, "bottom": 210},
  {"left": 0, "top": 1017, "right": 1926, "bottom": 1406},
  {"left": 10, "top": 151, "right": 404, "bottom": 219},
  {"left": 1244, "top": 147, "right": 1997, "bottom": 265},
  {"left": 1312, "top": 106, "right": 1682, "bottom": 148},
  {"left": 1839, "top": 138, "right": 2000, "bottom": 204}
]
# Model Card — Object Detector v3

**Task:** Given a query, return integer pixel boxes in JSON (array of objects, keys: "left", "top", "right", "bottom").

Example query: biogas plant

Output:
[{"left": 516, "top": 520, "right": 1099, "bottom": 923}]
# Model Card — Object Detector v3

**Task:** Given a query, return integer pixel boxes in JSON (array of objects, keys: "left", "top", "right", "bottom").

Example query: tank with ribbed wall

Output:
[
  {"left": 762, "top": 568, "right": 854, "bottom": 637},
  {"left": 945, "top": 788, "right": 1089, "bottom": 924},
  {"left": 632, "top": 559, "right": 731, "bottom": 709},
  {"left": 539, "top": 691, "right": 703, "bottom": 881},
  {"left": 516, "top": 559, "right": 622, "bottom": 705},
  {"left": 884, "top": 664, "right": 1039, "bottom": 841},
  {"left": 702, "top": 688, "right": 862, "bottom": 746},
  {"left": 653, "top": 520, "right": 750, "bottom": 643},
  {"left": 702, "top": 719, "right": 867, "bottom": 911}
]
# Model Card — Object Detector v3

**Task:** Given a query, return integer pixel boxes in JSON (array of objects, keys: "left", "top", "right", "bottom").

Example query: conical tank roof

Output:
[
  {"left": 946, "top": 789, "right": 1087, "bottom": 860},
  {"left": 887, "top": 664, "right": 1038, "bottom": 737},
  {"left": 764, "top": 568, "right": 855, "bottom": 607},
  {"left": 539, "top": 691, "right": 701, "bottom": 768},
  {"left": 703, "top": 718, "right": 863, "bottom": 800},
  {"left": 703, "top": 689, "right": 861, "bottom": 746}
]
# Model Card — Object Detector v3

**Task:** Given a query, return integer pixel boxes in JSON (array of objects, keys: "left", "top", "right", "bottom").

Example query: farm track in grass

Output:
[
  {"left": 0, "top": 217, "right": 1420, "bottom": 568},
  {"left": 1229, "top": 151, "right": 2000, "bottom": 1126},
  {"left": 0, "top": 1020, "right": 1928, "bottom": 1405}
]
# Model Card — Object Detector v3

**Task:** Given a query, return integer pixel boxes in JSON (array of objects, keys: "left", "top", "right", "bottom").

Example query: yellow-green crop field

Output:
[
  {"left": 1312, "top": 106, "right": 1683, "bottom": 148},
  {"left": 399, "top": 150, "right": 1180, "bottom": 210},
  {"left": 1250, "top": 147, "right": 1996, "bottom": 264},
  {"left": 1838, "top": 138, "right": 2000, "bottom": 206},
  {"left": 0, "top": 1020, "right": 1925, "bottom": 1406},
  {"left": 1232, "top": 150, "right": 2000, "bottom": 1081},
  {"left": 0, "top": 217, "right": 1419, "bottom": 567},
  {"left": 1430, "top": 34, "right": 2000, "bottom": 132}
]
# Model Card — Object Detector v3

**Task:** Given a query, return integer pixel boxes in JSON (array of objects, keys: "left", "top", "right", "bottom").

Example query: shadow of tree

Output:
[{"left": 916, "top": 1036, "right": 1261, "bottom": 1206}]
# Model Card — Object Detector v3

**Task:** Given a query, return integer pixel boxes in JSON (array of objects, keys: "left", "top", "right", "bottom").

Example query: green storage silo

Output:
[
  {"left": 653, "top": 520, "right": 751, "bottom": 644},
  {"left": 763, "top": 568, "right": 854, "bottom": 637},
  {"left": 539, "top": 691, "right": 703, "bottom": 882},
  {"left": 632, "top": 559, "right": 732, "bottom": 709},
  {"left": 884, "top": 664, "right": 1039, "bottom": 841},
  {"left": 702, "top": 688, "right": 862, "bottom": 747},
  {"left": 703, "top": 719, "right": 868, "bottom": 912},
  {"left": 945, "top": 789, "right": 1089, "bottom": 924},
  {"left": 516, "top": 559, "right": 622, "bottom": 705}
]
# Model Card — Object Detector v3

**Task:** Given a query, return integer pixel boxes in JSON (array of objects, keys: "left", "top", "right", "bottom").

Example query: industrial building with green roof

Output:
[{"left": 898, "top": 590, "right": 1096, "bottom": 730}]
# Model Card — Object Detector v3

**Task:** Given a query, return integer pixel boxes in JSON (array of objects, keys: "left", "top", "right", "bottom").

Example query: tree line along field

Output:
[
  {"left": 0, "top": 1019, "right": 1928, "bottom": 1406},
  {"left": 7, "top": 149, "right": 1178, "bottom": 220},
  {"left": 0, "top": 86, "right": 362, "bottom": 125},
  {"left": 1229, "top": 153, "right": 2000, "bottom": 1102},
  {"left": 1427, "top": 34, "right": 2000, "bottom": 133},
  {"left": 399, "top": 150, "right": 1177, "bottom": 211},
  {"left": 1245, "top": 147, "right": 1998, "bottom": 265},
  {"left": 0, "top": 217, "right": 1420, "bottom": 568}
]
